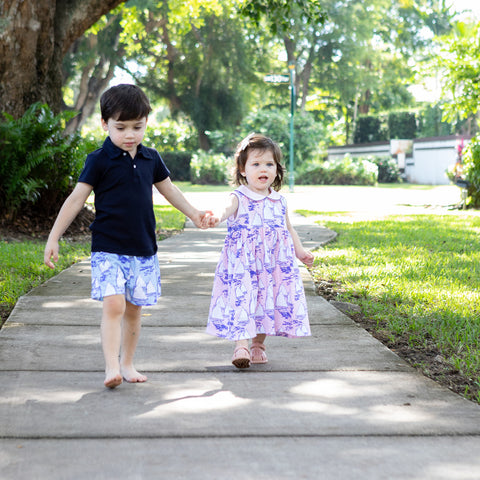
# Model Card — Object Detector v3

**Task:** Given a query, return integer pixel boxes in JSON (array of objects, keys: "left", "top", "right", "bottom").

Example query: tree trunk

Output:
[
  {"left": 64, "top": 59, "right": 117, "bottom": 134},
  {"left": 0, "top": 0, "right": 125, "bottom": 118},
  {"left": 64, "top": 34, "right": 119, "bottom": 134},
  {"left": 160, "top": 17, "right": 182, "bottom": 113},
  {"left": 198, "top": 130, "right": 210, "bottom": 151}
]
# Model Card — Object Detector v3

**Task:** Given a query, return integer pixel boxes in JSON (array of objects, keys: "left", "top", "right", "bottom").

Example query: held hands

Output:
[
  {"left": 192, "top": 210, "right": 219, "bottom": 229},
  {"left": 199, "top": 211, "right": 220, "bottom": 229}
]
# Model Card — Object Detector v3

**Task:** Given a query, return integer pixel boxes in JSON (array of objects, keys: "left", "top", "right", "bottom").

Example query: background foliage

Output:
[
  {"left": 0, "top": 104, "right": 93, "bottom": 218},
  {"left": 462, "top": 137, "right": 480, "bottom": 208},
  {"left": 2, "top": 0, "right": 480, "bottom": 218}
]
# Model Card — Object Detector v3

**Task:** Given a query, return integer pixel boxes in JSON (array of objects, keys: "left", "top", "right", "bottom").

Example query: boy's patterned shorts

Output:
[{"left": 91, "top": 252, "right": 161, "bottom": 306}]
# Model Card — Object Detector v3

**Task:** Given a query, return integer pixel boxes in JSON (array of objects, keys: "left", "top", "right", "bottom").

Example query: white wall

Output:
[
  {"left": 327, "top": 136, "right": 470, "bottom": 185},
  {"left": 328, "top": 142, "right": 390, "bottom": 160},
  {"left": 406, "top": 137, "right": 464, "bottom": 185}
]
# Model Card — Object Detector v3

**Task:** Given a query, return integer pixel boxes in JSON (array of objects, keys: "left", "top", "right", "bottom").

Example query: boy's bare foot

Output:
[
  {"left": 121, "top": 365, "right": 147, "bottom": 383},
  {"left": 104, "top": 370, "right": 123, "bottom": 389}
]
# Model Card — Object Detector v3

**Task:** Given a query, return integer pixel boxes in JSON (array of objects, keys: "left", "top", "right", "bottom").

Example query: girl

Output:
[{"left": 205, "top": 133, "right": 314, "bottom": 368}]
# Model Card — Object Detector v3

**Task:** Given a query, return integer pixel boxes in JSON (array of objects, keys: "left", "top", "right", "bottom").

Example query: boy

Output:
[{"left": 44, "top": 84, "right": 208, "bottom": 388}]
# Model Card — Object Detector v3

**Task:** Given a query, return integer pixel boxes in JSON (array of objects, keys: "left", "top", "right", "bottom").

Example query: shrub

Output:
[
  {"left": 239, "top": 108, "right": 323, "bottom": 169},
  {"left": 417, "top": 104, "right": 453, "bottom": 137},
  {"left": 353, "top": 116, "right": 388, "bottom": 143},
  {"left": 144, "top": 118, "right": 198, "bottom": 152},
  {"left": 0, "top": 103, "right": 90, "bottom": 218},
  {"left": 354, "top": 111, "right": 419, "bottom": 144},
  {"left": 161, "top": 152, "right": 192, "bottom": 181},
  {"left": 190, "top": 151, "right": 230, "bottom": 185},
  {"left": 462, "top": 136, "right": 480, "bottom": 208},
  {"left": 388, "top": 111, "right": 417, "bottom": 139},
  {"left": 370, "top": 156, "right": 401, "bottom": 183},
  {"left": 296, "top": 155, "right": 378, "bottom": 186}
]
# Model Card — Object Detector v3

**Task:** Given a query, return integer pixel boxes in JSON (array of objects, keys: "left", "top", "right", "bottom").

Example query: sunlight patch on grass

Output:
[
  {"left": 310, "top": 213, "right": 480, "bottom": 400},
  {"left": 153, "top": 205, "right": 186, "bottom": 231},
  {"left": 1, "top": 205, "right": 186, "bottom": 325},
  {"left": 0, "top": 239, "right": 90, "bottom": 313}
]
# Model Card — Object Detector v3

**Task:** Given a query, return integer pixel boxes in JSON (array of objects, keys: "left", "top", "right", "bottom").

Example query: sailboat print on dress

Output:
[
  {"left": 264, "top": 202, "right": 275, "bottom": 222},
  {"left": 276, "top": 283, "right": 289, "bottom": 309},
  {"left": 206, "top": 185, "right": 311, "bottom": 340},
  {"left": 211, "top": 296, "right": 226, "bottom": 320},
  {"left": 252, "top": 212, "right": 263, "bottom": 227},
  {"left": 233, "top": 260, "right": 245, "bottom": 278},
  {"left": 265, "top": 287, "right": 275, "bottom": 318}
]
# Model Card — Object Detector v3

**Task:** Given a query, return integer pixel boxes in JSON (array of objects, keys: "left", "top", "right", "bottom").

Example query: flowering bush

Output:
[
  {"left": 462, "top": 136, "right": 480, "bottom": 208},
  {"left": 296, "top": 154, "right": 378, "bottom": 186},
  {"left": 190, "top": 151, "right": 230, "bottom": 185},
  {"left": 370, "top": 156, "right": 401, "bottom": 183}
]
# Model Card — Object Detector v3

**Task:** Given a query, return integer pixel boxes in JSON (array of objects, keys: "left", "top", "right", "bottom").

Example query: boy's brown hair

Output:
[{"left": 100, "top": 84, "right": 152, "bottom": 122}]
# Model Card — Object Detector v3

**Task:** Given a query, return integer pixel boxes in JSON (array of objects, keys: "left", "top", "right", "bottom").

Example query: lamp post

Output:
[{"left": 288, "top": 61, "right": 295, "bottom": 192}]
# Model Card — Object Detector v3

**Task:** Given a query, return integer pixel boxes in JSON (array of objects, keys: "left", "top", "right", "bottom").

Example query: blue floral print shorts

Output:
[{"left": 91, "top": 252, "right": 161, "bottom": 306}]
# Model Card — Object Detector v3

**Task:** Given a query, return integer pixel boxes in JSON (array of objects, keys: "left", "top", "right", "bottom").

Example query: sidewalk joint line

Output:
[{"left": 2, "top": 433, "right": 480, "bottom": 440}]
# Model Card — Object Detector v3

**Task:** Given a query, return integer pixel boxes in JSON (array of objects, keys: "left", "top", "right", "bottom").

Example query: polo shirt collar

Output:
[
  {"left": 102, "top": 136, "right": 155, "bottom": 160},
  {"left": 237, "top": 184, "right": 282, "bottom": 201}
]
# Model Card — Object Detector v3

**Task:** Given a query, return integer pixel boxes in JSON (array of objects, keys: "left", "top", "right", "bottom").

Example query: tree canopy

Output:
[
  {"left": 1, "top": 0, "right": 477, "bottom": 222},
  {"left": 437, "top": 21, "right": 480, "bottom": 123},
  {"left": 0, "top": 0, "right": 470, "bottom": 143},
  {"left": 58, "top": 0, "right": 456, "bottom": 147}
]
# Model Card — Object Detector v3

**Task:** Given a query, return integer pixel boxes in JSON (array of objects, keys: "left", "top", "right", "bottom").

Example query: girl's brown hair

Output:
[{"left": 232, "top": 133, "right": 284, "bottom": 191}]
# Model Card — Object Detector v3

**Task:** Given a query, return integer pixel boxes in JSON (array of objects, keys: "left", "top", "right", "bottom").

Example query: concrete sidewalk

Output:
[{"left": 2, "top": 218, "right": 480, "bottom": 479}]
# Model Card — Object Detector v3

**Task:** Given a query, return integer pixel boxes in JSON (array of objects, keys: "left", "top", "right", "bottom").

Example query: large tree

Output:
[
  {"left": 111, "top": 0, "right": 265, "bottom": 150},
  {"left": 0, "top": 0, "right": 125, "bottom": 118}
]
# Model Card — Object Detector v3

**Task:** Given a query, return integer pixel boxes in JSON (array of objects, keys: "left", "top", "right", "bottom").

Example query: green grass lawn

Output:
[
  {"left": 0, "top": 205, "right": 185, "bottom": 326},
  {"left": 154, "top": 204, "right": 187, "bottom": 233},
  {"left": 0, "top": 239, "right": 91, "bottom": 323},
  {"left": 304, "top": 211, "right": 480, "bottom": 402}
]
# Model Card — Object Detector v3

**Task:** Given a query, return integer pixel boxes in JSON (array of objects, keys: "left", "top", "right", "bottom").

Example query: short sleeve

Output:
[
  {"left": 78, "top": 153, "right": 102, "bottom": 188},
  {"left": 153, "top": 151, "right": 170, "bottom": 183}
]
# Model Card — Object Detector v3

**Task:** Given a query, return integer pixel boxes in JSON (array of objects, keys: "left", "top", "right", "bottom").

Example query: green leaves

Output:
[
  {"left": 437, "top": 22, "right": 480, "bottom": 122},
  {"left": 240, "top": 0, "right": 325, "bottom": 34},
  {"left": 463, "top": 136, "right": 480, "bottom": 208},
  {"left": 0, "top": 103, "right": 88, "bottom": 216},
  {"left": 190, "top": 151, "right": 230, "bottom": 185}
]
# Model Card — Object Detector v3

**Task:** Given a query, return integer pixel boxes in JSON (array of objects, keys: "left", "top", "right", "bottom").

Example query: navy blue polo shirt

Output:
[{"left": 78, "top": 136, "right": 170, "bottom": 256}]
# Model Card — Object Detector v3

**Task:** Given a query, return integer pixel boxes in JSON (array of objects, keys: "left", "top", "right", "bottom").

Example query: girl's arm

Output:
[
  {"left": 154, "top": 177, "right": 208, "bottom": 228},
  {"left": 44, "top": 182, "right": 93, "bottom": 269},
  {"left": 207, "top": 194, "right": 239, "bottom": 227},
  {"left": 286, "top": 210, "right": 315, "bottom": 268}
]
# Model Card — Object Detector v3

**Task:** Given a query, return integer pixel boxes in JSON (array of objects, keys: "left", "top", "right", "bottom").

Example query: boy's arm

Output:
[
  {"left": 286, "top": 211, "right": 315, "bottom": 268},
  {"left": 154, "top": 177, "right": 207, "bottom": 228},
  {"left": 44, "top": 182, "right": 93, "bottom": 269}
]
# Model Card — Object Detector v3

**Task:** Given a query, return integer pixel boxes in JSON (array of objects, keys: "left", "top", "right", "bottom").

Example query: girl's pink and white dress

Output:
[{"left": 206, "top": 185, "right": 311, "bottom": 340}]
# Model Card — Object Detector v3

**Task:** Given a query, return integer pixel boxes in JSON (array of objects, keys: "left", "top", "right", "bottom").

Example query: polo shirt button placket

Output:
[{"left": 131, "top": 156, "right": 138, "bottom": 177}]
